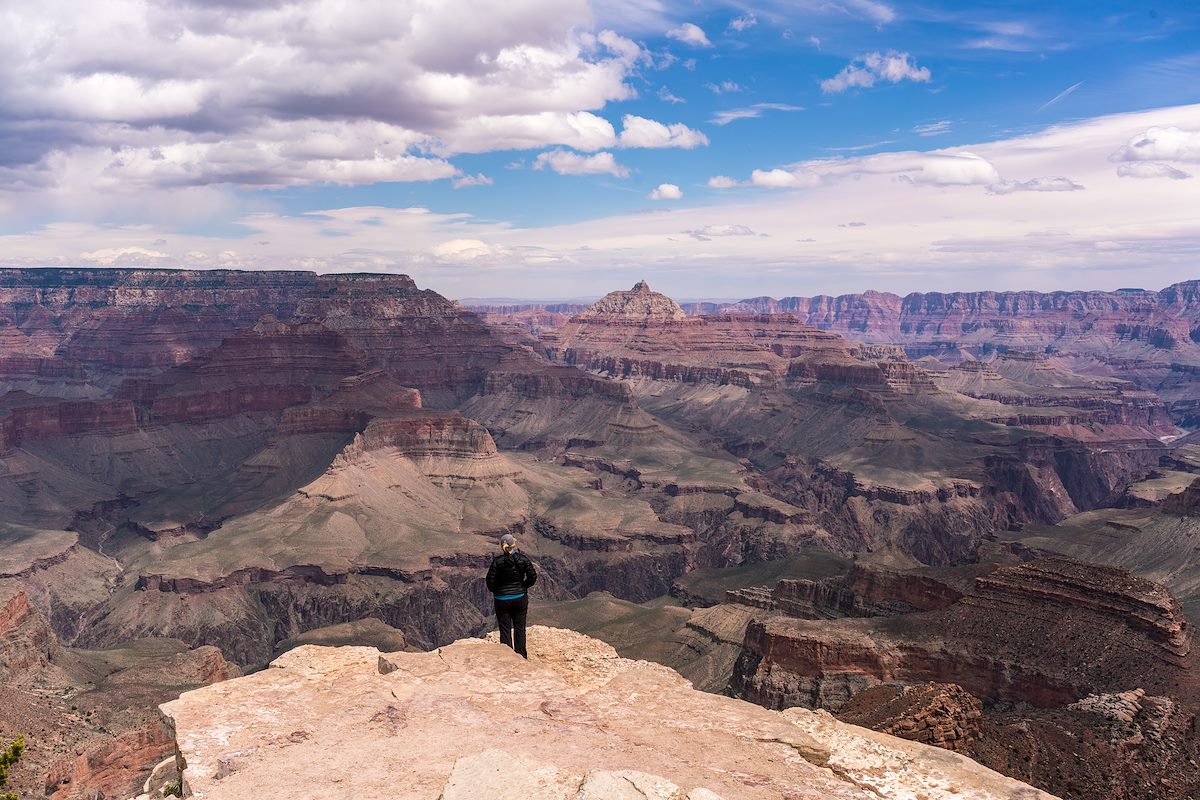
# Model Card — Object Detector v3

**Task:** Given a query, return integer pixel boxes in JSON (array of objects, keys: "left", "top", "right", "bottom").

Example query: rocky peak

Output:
[{"left": 577, "top": 280, "right": 686, "bottom": 321}]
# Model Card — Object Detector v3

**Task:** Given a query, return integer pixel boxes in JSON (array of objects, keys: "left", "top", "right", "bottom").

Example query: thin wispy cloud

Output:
[
  {"left": 686, "top": 224, "right": 757, "bottom": 240},
  {"left": 452, "top": 173, "right": 494, "bottom": 189},
  {"left": 711, "top": 104, "right": 804, "bottom": 126},
  {"left": 1039, "top": 81, "right": 1085, "bottom": 111},
  {"left": 913, "top": 120, "right": 953, "bottom": 137},
  {"left": 706, "top": 81, "right": 744, "bottom": 94},
  {"left": 658, "top": 87, "right": 685, "bottom": 104}
]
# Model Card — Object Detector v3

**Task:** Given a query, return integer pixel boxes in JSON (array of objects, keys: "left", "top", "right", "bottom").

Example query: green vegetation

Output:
[
  {"left": 163, "top": 778, "right": 183, "bottom": 797},
  {"left": 0, "top": 737, "right": 25, "bottom": 800}
]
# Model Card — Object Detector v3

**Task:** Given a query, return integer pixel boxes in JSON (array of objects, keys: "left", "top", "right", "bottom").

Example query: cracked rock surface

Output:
[{"left": 159, "top": 627, "right": 1057, "bottom": 800}]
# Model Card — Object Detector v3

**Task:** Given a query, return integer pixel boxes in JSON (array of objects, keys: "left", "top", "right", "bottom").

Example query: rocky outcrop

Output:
[
  {"left": 732, "top": 559, "right": 1194, "bottom": 713},
  {"left": 550, "top": 283, "right": 896, "bottom": 394},
  {"left": 726, "top": 558, "right": 1199, "bottom": 800},
  {"left": 836, "top": 682, "right": 984, "bottom": 753},
  {"left": 1162, "top": 476, "right": 1200, "bottom": 516},
  {"left": 0, "top": 585, "right": 59, "bottom": 683},
  {"left": 574, "top": 279, "right": 687, "bottom": 321},
  {"left": 159, "top": 627, "right": 1056, "bottom": 800},
  {"left": 726, "top": 563, "right": 964, "bottom": 619}
]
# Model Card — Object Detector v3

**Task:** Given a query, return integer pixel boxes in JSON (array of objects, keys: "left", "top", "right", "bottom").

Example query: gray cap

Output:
[{"left": 499, "top": 533, "right": 516, "bottom": 547}]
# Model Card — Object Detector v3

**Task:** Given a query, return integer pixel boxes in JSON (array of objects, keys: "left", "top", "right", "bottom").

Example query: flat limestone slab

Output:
[{"left": 160, "top": 627, "right": 1058, "bottom": 800}]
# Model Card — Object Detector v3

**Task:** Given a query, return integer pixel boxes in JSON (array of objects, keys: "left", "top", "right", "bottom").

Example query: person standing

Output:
[{"left": 485, "top": 533, "right": 537, "bottom": 658}]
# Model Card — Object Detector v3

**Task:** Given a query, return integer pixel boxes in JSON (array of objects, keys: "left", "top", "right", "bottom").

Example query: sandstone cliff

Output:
[{"left": 158, "top": 627, "right": 1056, "bottom": 800}]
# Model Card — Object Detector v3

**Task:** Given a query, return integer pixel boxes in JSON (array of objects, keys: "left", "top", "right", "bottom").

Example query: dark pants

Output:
[{"left": 494, "top": 595, "right": 529, "bottom": 658}]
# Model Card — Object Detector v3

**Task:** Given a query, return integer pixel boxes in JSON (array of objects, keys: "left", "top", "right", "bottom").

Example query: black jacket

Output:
[{"left": 486, "top": 551, "right": 537, "bottom": 597}]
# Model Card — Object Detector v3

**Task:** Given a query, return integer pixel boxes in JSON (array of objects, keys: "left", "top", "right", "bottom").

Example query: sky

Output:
[{"left": 1, "top": 0, "right": 1198, "bottom": 301}]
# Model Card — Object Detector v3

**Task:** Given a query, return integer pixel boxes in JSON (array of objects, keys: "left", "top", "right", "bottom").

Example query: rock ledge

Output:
[{"left": 159, "top": 627, "right": 1056, "bottom": 800}]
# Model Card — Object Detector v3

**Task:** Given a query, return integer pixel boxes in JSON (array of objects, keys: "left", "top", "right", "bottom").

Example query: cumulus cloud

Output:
[
  {"left": 987, "top": 176, "right": 1084, "bottom": 194},
  {"left": 821, "top": 51, "right": 931, "bottom": 94},
  {"left": 1111, "top": 126, "right": 1200, "bottom": 163},
  {"left": 1117, "top": 162, "right": 1192, "bottom": 180},
  {"left": 534, "top": 149, "right": 630, "bottom": 177},
  {"left": 666, "top": 22, "right": 712, "bottom": 47},
  {"left": 707, "top": 175, "right": 739, "bottom": 189},
  {"left": 893, "top": 153, "right": 1000, "bottom": 186},
  {"left": 79, "top": 246, "right": 170, "bottom": 265},
  {"left": 711, "top": 103, "right": 804, "bottom": 126},
  {"left": 648, "top": 183, "right": 682, "bottom": 200},
  {"left": 751, "top": 169, "right": 821, "bottom": 188},
  {"left": 431, "top": 238, "right": 508, "bottom": 263},
  {"left": 618, "top": 115, "right": 708, "bottom": 149},
  {"left": 658, "top": 87, "right": 685, "bottom": 104},
  {"left": 0, "top": 0, "right": 648, "bottom": 199}
]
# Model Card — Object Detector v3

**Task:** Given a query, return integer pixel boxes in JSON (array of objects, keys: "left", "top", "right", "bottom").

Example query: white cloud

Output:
[
  {"left": 648, "top": 183, "right": 683, "bottom": 200},
  {"left": 895, "top": 153, "right": 1000, "bottom": 186},
  {"left": 4, "top": 104, "right": 1200, "bottom": 300},
  {"left": 1111, "top": 126, "right": 1200, "bottom": 163},
  {"left": 739, "top": 152, "right": 999, "bottom": 189},
  {"left": 707, "top": 175, "right": 739, "bottom": 189},
  {"left": 728, "top": 14, "right": 757, "bottom": 32},
  {"left": 1117, "top": 162, "right": 1192, "bottom": 180},
  {"left": 617, "top": 115, "right": 709, "bottom": 149},
  {"left": 751, "top": 169, "right": 821, "bottom": 188},
  {"left": 666, "top": 22, "right": 712, "bottom": 47},
  {"left": 533, "top": 149, "right": 630, "bottom": 177},
  {"left": 987, "top": 176, "right": 1085, "bottom": 194},
  {"left": 821, "top": 51, "right": 931, "bottom": 94},
  {"left": 431, "top": 238, "right": 508, "bottom": 263},
  {"left": 452, "top": 173, "right": 494, "bottom": 188},
  {"left": 79, "top": 246, "right": 170, "bottom": 265},
  {"left": 711, "top": 103, "right": 804, "bottom": 126},
  {"left": 438, "top": 112, "right": 618, "bottom": 154},
  {"left": 0, "top": 0, "right": 647, "bottom": 200}
]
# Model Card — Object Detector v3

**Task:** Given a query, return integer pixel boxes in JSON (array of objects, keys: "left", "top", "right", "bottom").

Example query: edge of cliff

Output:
[{"left": 157, "top": 626, "right": 1058, "bottom": 800}]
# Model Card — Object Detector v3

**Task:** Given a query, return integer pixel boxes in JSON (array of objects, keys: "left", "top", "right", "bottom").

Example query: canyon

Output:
[{"left": 0, "top": 269, "right": 1196, "bottom": 799}]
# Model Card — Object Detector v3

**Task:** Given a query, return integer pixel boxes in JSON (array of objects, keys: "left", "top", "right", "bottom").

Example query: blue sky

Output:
[{"left": 1, "top": 0, "right": 1198, "bottom": 299}]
